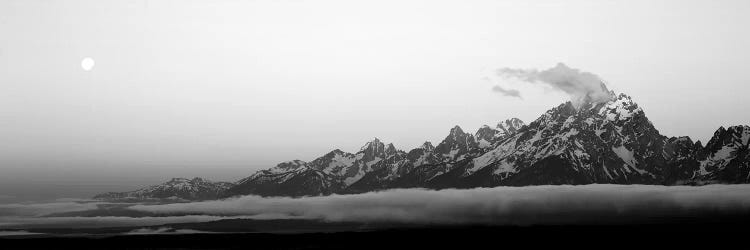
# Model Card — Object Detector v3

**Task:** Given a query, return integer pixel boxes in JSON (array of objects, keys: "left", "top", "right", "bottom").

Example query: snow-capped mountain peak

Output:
[
  {"left": 706, "top": 125, "right": 750, "bottom": 150},
  {"left": 467, "top": 92, "right": 670, "bottom": 181},
  {"left": 598, "top": 93, "right": 643, "bottom": 122},
  {"left": 360, "top": 137, "right": 385, "bottom": 154},
  {"left": 697, "top": 125, "right": 750, "bottom": 182},
  {"left": 385, "top": 143, "right": 399, "bottom": 156},
  {"left": 475, "top": 119, "right": 525, "bottom": 149},
  {"left": 497, "top": 118, "right": 525, "bottom": 133},
  {"left": 475, "top": 125, "right": 499, "bottom": 147},
  {"left": 495, "top": 118, "right": 526, "bottom": 139},
  {"left": 268, "top": 160, "right": 308, "bottom": 174},
  {"left": 449, "top": 125, "right": 466, "bottom": 137},
  {"left": 359, "top": 137, "right": 390, "bottom": 162}
]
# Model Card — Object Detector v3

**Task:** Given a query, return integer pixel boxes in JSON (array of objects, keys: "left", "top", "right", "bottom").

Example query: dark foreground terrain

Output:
[{"left": 2, "top": 216, "right": 750, "bottom": 250}]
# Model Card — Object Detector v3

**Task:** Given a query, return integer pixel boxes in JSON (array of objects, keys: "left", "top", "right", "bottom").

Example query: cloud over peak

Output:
[{"left": 495, "top": 63, "right": 613, "bottom": 107}]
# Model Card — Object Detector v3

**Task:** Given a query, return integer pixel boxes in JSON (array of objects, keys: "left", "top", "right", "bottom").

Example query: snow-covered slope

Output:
[
  {"left": 225, "top": 138, "right": 410, "bottom": 197},
  {"left": 693, "top": 125, "right": 750, "bottom": 183},
  {"left": 459, "top": 93, "right": 671, "bottom": 185},
  {"left": 225, "top": 118, "right": 526, "bottom": 197}
]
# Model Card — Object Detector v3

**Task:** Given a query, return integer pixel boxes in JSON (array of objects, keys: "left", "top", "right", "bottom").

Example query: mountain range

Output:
[
  {"left": 93, "top": 91, "right": 749, "bottom": 201},
  {"left": 93, "top": 177, "right": 233, "bottom": 201}
]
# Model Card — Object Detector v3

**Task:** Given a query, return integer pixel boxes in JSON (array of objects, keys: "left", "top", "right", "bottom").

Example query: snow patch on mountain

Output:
[{"left": 612, "top": 146, "right": 636, "bottom": 167}]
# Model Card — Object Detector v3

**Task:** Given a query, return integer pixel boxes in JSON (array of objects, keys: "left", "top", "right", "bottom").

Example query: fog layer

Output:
[{"left": 129, "top": 184, "right": 750, "bottom": 225}]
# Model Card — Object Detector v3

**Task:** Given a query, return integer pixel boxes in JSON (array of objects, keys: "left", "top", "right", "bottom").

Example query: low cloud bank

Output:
[
  {"left": 129, "top": 185, "right": 750, "bottom": 226},
  {"left": 125, "top": 227, "right": 215, "bottom": 235},
  {"left": 0, "top": 215, "right": 251, "bottom": 229},
  {"left": 0, "top": 201, "right": 101, "bottom": 217},
  {"left": 0, "top": 230, "right": 43, "bottom": 236}
]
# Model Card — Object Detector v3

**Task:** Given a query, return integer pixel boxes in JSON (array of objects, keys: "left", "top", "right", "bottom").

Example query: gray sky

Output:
[{"left": 1, "top": 0, "right": 749, "bottom": 201}]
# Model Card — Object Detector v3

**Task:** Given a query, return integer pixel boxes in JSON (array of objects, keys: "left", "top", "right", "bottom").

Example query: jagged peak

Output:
[
  {"left": 164, "top": 177, "right": 216, "bottom": 185},
  {"left": 385, "top": 143, "right": 398, "bottom": 155},
  {"left": 260, "top": 160, "right": 308, "bottom": 176},
  {"left": 476, "top": 125, "right": 497, "bottom": 134},
  {"left": 360, "top": 137, "right": 385, "bottom": 152},
  {"left": 726, "top": 125, "right": 750, "bottom": 133},
  {"left": 476, "top": 124, "right": 499, "bottom": 142},
  {"left": 605, "top": 93, "right": 638, "bottom": 109},
  {"left": 612, "top": 92, "right": 634, "bottom": 103},
  {"left": 708, "top": 125, "right": 750, "bottom": 146},
  {"left": 674, "top": 136, "right": 693, "bottom": 142},
  {"left": 527, "top": 93, "right": 650, "bottom": 133},
  {"left": 702, "top": 125, "right": 750, "bottom": 154},
  {"left": 363, "top": 137, "right": 382, "bottom": 145},
  {"left": 507, "top": 117, "right": 524, "bottom": 124},
  {"left": 168, "top": 177, "right": 189, "bottom": 183},
  {"left": 280, "top": 159, "right": 306, "bottom": 165},
  {"left": 275, "top": 160, "right": 307, "bottom": 169},
  {"left": 497, "top": 118, "right": 525, "bottom": 131},
  {"left": 708, "top": 126, "right": 728, "bottom": 143},
  {"left": 616, "top": 92, "right": 632, "bottom": 100},
  {"left": 327, "top": 149, "right": 346, "bottom": 155},
  {"left": 597, "top": 93, "right": 644, "bottom": 122},
  {"left": 475, "top": 119, "right": 525, "bottom": 141},
  {"left": 668, "top": 136, "right": 695, "bottom": 147},
  {"left": 420, "top": 141, "right": 435, "bottom": 151},
  {"left": 449, "top": 125, "right": 465, "bottom": 135},
  {"left": 536, "top": 102, "right": 576, "bottom": 122}
]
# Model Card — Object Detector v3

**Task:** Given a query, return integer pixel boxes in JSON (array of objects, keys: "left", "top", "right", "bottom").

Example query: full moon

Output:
[{"left": 81, "top": 57, "right": 95, "bottom": 71}]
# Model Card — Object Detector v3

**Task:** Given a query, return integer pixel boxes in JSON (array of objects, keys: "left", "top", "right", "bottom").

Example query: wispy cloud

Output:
[
  {"left": 128, "top": 184, "right": 750, "bottom": 226},
  {"left": 492, "top": 85, "right": 522, "bottom": 98}
]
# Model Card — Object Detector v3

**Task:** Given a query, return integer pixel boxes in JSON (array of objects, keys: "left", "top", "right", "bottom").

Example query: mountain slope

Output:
[
  {"left": 224, "top": 160, "right": 344, "bottom": 197},
  {"left": 694, "top": 125, "right": 750, "bottom": 183},
  {"left": 227, "top": 92, "right": 749, "bottom": 197},
  {"left": 459, "top": 93, "right": 671, "bottom": 186},
  {"left": 93, "top": 178, "right": 234, "bottom": 201},
  {"left": 225, "top": 119, "right": 526, "bottom": 197},
  {"left": 224, "top": 138, "right": 411, "bottom": 197},
  {"left": 94, "top": 92, "right": 748, "bottom": 199}
]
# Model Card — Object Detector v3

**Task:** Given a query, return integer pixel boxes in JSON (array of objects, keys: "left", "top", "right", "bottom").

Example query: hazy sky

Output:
[{"left": 1, "top": 0, "right": 749, "bottom": 200}]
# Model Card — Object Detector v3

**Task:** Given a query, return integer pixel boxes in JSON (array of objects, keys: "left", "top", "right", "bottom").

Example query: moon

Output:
[{"left": 81, "top": 57, "right": 95, "bottom": 71}]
